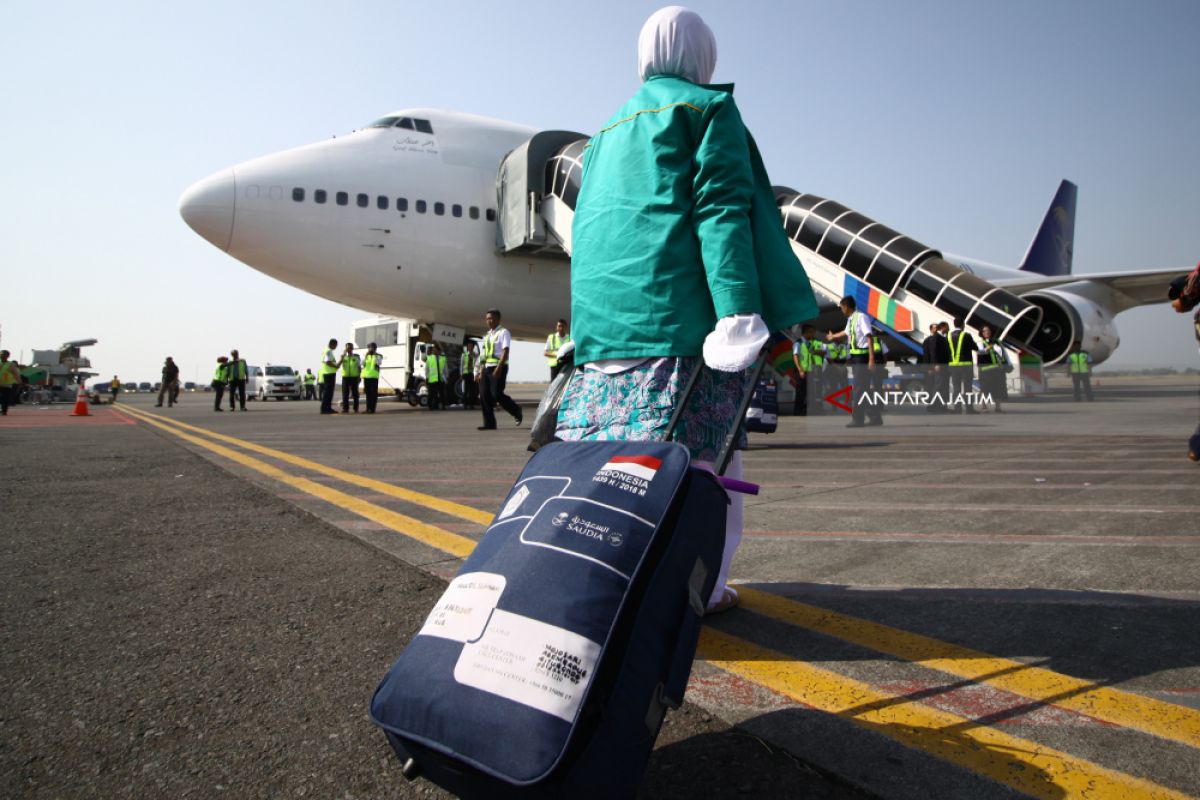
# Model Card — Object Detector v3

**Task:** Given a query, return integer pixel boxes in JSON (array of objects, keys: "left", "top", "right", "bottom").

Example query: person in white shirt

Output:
[
  {"left": 478, "top": 308, "right": 523, "bottom": 429},
  {"left": 825, "top": 296, "right": 882, "bottom": 428}
]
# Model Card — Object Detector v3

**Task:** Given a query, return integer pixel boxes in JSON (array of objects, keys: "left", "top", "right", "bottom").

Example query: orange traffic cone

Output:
[{"left": 71, "top": 385, "right": 91, "bottom": 417}]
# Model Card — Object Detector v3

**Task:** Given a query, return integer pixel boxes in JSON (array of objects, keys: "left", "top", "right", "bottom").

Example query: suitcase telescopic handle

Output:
[{"left": 661, "top": 349, "right": 770, "bottom": 478}]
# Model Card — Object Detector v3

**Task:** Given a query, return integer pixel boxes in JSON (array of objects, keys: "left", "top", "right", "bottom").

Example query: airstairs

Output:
[{"left": 496, "top": 133, "right": 1044, "bottom": 375}]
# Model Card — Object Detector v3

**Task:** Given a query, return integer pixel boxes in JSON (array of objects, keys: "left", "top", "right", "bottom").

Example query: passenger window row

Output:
[{"left": 290, "top": 188, "right": 495, "bottom": 222}]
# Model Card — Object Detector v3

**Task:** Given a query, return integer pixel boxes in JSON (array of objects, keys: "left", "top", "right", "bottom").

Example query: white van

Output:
[{"left": 249, "top": 364, "right": 301, "bottom": 401}]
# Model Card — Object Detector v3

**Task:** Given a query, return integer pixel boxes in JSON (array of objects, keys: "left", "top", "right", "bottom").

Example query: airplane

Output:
[{"left": 179, "top": 109, "right": 1184, "bottom": 365}]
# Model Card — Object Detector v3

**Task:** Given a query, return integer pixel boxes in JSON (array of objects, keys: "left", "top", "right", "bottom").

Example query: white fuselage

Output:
[{"left": 180, "top": 109, "right": 570, "bottom": 340}]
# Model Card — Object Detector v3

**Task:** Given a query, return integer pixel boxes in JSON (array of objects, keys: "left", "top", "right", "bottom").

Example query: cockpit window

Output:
[
  {"left": 375, "top": 116, "right": 435, "bottom": 135},
  {"left": 367, "top": 116, "right": 400, "bottom": 128},
  {"left": 414, "top": 119, "right": 434, "bottom": 134},
  {"left": 397, "top": 118, "right": 414, "bottom": 130}
]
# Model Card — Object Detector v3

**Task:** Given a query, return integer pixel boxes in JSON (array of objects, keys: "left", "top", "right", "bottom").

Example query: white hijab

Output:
[{"left": 637, "top": 6, "right": 717, "bottom": 85}]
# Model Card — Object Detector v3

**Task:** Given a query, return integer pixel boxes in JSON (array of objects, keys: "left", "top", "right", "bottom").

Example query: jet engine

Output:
[{"left": 1023, "top": 289, "right": 1120, "bottom": 364}]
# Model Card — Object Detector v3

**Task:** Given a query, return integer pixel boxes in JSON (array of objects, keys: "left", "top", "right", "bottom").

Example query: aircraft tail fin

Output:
[{"left": 1018, "top": 180, "right": 1077, "bottom": 276}]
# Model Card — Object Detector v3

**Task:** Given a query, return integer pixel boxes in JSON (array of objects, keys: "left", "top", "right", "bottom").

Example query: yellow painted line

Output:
[
  {"left": 116, "top": 405, "right": 1199, "bottom": 796},
  {"left": 737, "top": 587, "right": 1200, "bottom": 751},
  {"left": 114, "top": 406, "right": 476, "bottom": 559},
  {"left": 699, "top": 628, "right": 1192, "bottom": 800},
  {"left": 117, "top": 406, "right": 494, "bottom": 526}
]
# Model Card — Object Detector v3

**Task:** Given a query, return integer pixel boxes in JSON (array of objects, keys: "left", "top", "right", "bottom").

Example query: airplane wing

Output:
[{"left": 992, "top": 268, "right": 1188, "bottom": 311}]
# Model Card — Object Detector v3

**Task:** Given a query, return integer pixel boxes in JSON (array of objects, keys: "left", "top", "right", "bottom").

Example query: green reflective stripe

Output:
[
  {"left": 980, "top": 345, "right": 1003, "bottom": 371},
  {"left": 949, "top": 332, "right": 971, "bottom": 365},
  {"left": 1068, "top": 352, "right": 1090, "bottom": 373},
  {"left": 847, "top": 313, "right": 869, "bottom": 355}
]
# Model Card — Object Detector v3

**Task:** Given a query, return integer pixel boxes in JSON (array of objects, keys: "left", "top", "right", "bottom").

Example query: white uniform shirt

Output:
[
  {"left": 485, "top": 326, "right": 512, "bottom": 364},
  {"left": 844, "top": 312, "right": 873, "bottom": 350}
]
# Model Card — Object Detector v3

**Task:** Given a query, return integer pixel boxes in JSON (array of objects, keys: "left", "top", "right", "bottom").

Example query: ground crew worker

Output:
[
  {"left": 0, "top": 350, "right": 20, "bottom": 416},
  {"left": 319, "top": 339, "right": 339, "bottom": 414},
  {"left": 478, "top": 308, "right": 522, "bottom": 430},
  {"left": 109, "top": 375, "right": 121, "bottom": 404},
  {"left": 362, "top": 343, "right": 382, "bottom": 413},
  {"left": 543, "top": 319, "right": 572, "bottom": 381},
  {"left": 826, "top": 296, "right": 882, "bottom": 428},
  {"left": 227, "top": 349, "right": 248, "bottom": 411},
  {"left": 930, "top": 322, "right": 952, "bottom": 412},
  {"left": 212, "top": 356, "right": 230, "bottom": 411},
  {"left": 978, "top": 325, "right": 1010, "bottom": 412},
  {"left": 791, "top": 325, "right": 820, "bottom": 416},
  {"left": 947, "top": 318, "right": 978, "bottom": 414},
  {"left": 156, "top": 356, "right": 180, "bottom": 408},
  {"left": 1067, "top": 341, "right": 1094, "bottom": 401},
  {"left": 303, "top": 369, "right": 316, "bottom": 400},
  {"left": 425, "top": 343, "right": 447, "bottom": 410},
  {"left": 340, "top": 342, "right": 362, "bottom": 413},
  {"left": 460, "top": 340, "right": 478, "bottom": 409}
]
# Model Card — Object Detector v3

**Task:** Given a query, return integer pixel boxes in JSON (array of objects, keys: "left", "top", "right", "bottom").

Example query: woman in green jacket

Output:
[{"left": 556, "top": 6, "right": 818, "bottom": 612}]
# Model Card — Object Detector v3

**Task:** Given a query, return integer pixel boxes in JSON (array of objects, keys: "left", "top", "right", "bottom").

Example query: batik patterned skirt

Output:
[{"left": 554, "top": 356, "right": 747, "bottom": 464}]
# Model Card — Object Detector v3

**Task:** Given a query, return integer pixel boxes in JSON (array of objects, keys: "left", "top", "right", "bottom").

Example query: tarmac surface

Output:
[{"left": 2, "top": 376, "right": 1198, "bottom": 799}]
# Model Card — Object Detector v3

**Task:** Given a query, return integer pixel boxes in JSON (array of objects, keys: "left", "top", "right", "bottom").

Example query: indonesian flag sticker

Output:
[{"left": 598, "top": 455, "right": 663, "bottom": 482}]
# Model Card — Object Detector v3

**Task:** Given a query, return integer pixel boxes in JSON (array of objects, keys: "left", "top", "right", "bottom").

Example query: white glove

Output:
[{"left": 702, "top": 313, "right": 769, "bottom": 372}]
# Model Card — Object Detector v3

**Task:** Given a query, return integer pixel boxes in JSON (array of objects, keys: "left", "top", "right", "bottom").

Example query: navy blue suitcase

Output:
[
  {"left": 744, "top": 378, "right": 778, "bottom": 434},
  {"left": 370, "top": 440, "right": 727, "bottom": 797}
]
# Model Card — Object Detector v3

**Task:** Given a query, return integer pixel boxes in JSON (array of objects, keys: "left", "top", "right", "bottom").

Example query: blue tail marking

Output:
[{"left": 1019, "top": 180, "right": 1076, "bottom": 276}]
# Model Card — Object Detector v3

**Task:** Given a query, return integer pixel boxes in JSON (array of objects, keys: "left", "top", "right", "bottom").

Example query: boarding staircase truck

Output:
[{"left": 495, "top": 132, "right": 1050, "bottom": 411}]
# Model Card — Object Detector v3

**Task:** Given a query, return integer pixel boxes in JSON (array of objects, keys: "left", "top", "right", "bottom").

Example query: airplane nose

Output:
[{"left": 179, "top": 168, "right": 235, "bottom": 251}]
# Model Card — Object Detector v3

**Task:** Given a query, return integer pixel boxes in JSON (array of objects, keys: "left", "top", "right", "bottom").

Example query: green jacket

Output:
[{"left": 571, "top": 75, "right": 817, "bottom": 363}]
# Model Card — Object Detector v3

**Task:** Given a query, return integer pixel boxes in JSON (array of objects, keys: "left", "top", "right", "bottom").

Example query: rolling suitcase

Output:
[
  {"left": 369, "top": 356, "right": 764, "bottom": 798},
  {"left": 743, "top": 377, "right": 778, "bottom": 434}
]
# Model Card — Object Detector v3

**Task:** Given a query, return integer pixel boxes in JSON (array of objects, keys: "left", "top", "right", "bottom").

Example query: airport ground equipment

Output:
[
  {"left": 23, "top": 339, "right": 99, "bottom": 403},
  {"left": 371, "top": 357, "right": 766, "bottom": 798}
]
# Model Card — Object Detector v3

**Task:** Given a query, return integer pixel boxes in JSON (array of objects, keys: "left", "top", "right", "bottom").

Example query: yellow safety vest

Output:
[
  {"left": 980, "top": 343, "right": 1003, "bottom": 371},
  {"left": 362, "top": 354, "right": 381, "bottom": 379},
  {"left": 482, "top": 328, "right": 505, "bottom": 365},
  {"left": 545, "top": 333, "right": 571, "bottom": 365},
  {"left": 304, "top": 372, "right": 315, "bottom": 386},
  {"left": 461, "top": 349, "right": 474, "bottom": 375},
  {"left": 229, "top": 360, "right": 247, "bottom": 380},
  {"left": 949, "top": 332, "right": 972, "bottom": 366},
  {"left": 426, "top": 354, "right": 446, "bottom": 383},
  {"left": 213, "top": 363, "right": 229, "bottom": 382},
  {"left": 0, "top": 360, "right": 18, "bottom": 387},
  {"left": 342, "top": 354, "right": 361, "bottom": 379},
  {"left": 319, "top": 349, "right": 337, "bottom": 377},
  {"left": 847, "top": 313, "right": 869, "bottom": 355},
  {"left": 1068, "top": 352, "right": 1090, "bottom": 374}
]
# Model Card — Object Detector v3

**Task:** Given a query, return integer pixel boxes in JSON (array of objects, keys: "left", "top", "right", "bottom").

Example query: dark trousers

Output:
[
  {"left": 228, "top": 379, "right": 246, "bottom": 409},
  {"left": 850, "top": 357, "right": 882, "bottom": 424},
  {"left": 320, "top": 374, "right": 336, "bottom": 413},
  {"left": 794, "top": 373, "right": 808, "bottom": 416},
  {"left": 462, "top": 376, "right": 478, "bottom": 409},
  {"left": 363, "top": 378, "right": 378, "bottom": 412},
  {"left": 427, "top": 380, "right": 442, "bottom": 410},
  {"left": 212, "top": 382, "right": 226, "bottom": 410},
  {"left": 342, "top": 379, "right": 359, "bottom": 412},
  {"left": 1071, "top": 373, "right": 1093, "bottom": 401},
  {"left": 480, "top": 365, "right": 521, "bottom": 428},
  {"left": 0, "top": 385, "right": 12, "bottom": 415},
  {"left": 950, "top": 365, "right": 975, "bottom": 411},
  {"left": 305, "top": 382, "right": 316, "bottom": 400}
]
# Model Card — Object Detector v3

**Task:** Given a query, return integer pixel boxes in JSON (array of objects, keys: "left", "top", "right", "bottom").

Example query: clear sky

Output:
[{"left": 2, "top": 0, "right": 1197, "bottom": 385}]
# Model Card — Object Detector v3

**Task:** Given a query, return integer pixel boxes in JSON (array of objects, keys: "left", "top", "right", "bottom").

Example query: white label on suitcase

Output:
[
  {"left": 499, "top": 485, "right": 530, "bottom": 519},
  {"left": 454, "top": 609, "right": 601, "bottom": 722},
  {"left": 418, "top": 572, "right": 506, "bottom": 643}
]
